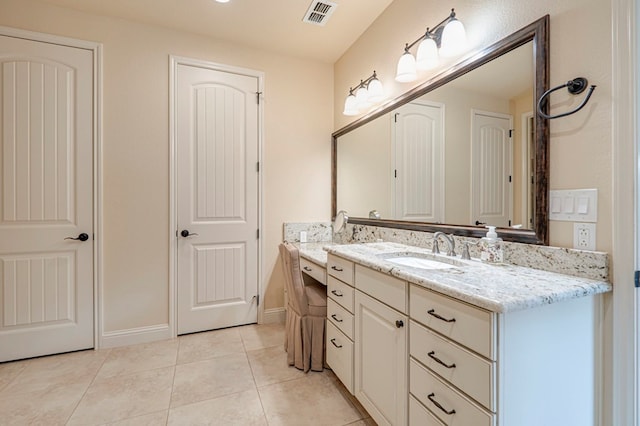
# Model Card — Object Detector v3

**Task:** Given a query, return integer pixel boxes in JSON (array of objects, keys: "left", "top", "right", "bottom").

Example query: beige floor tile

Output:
[
  {"left": 171, "top": 353, "right": 255, "bottom": 408},
  {"left": 0, "top": 349, "right": 109, "bottom": 396},
  {"left": 247, "top": 345, "right": 304, "bottom": 387},
  {"left": 177, "top": 327, "right": 245, "bottom": 364},
  {"left": 168, "top": 388, "right": 267, "bottom": 425},
  {"left": 103, "top": 410, "right": 169, "bottom": 425},
  {"left": 0, "top": 360, "right": 27, "bottom": 392},
  {"left": 67, "top": 366, "right": 174, "bottom": 425},
  {"left": 97, "top": 339, "right": 178, "bottom": 379},
  {"left": 239, "top": 323, "right": 285, "bottom": 351},
  {"left": 0, "top": 381, "right": 89, "bottom": 425},
  {"left": 258, "top": 371, "right": 362, "bottom": 426}
]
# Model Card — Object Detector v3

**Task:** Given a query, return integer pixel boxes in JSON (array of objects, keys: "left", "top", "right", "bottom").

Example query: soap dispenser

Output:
[{"left": 479, "top": 226, "right": 504, "bottom": 263}]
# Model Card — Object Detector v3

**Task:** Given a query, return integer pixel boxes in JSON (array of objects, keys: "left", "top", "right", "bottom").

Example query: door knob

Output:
[
  {"left": 180, "top": 230, "right": 199, "bottom": 238},
  {"left": 65, "top": 233, "right": 89, "bottom": 242}
]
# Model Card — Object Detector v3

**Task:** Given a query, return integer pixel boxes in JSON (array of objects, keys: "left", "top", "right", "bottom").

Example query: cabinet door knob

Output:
[{"left": 395, "top": 319, "right": 404, "bottom": 328}]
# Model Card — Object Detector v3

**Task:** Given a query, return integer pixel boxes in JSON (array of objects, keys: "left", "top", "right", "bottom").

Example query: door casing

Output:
[
  {"left": 169, "top": 56, "right": 264, "bottom": 337},
  {"left": 0, "top": 25, "right": 103, "bottom": 350}
]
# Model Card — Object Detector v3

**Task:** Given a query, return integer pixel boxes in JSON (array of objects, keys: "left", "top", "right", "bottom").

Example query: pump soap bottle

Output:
[{"left": 479, "top": 226, "right": 504, "bottom": 263}]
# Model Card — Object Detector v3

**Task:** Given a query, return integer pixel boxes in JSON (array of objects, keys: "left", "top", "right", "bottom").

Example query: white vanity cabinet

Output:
[
  {"left": 409, "top": 284, "right": 496, "bottom": 425},
  {"left": 326, "top": 254, "right": 355, "bottom": 393},
  {"left": 324, "top": 248, "right": 602, "bottom": 426},
  {"left": 409, "top": 283, "right": 599, "bottom": 426},
  {"left": 354, "top": 265, "right": 408, "bottom": 426}
]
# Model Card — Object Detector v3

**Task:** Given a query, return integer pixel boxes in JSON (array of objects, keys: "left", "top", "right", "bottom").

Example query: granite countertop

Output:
[
  {"left": 323, "top": 242, "right": 612, "bottom": 313},
  {"left": 296, "top": 242, "right": 334, "bottom": 266}
]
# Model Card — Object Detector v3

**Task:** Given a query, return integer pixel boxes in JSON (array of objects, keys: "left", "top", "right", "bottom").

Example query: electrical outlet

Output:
[
  {"left": 573, "top": 223, "right": 596, "bottom": 250},
  {"left": 299, "top": 231, "right": 307, "bottom": 243}
]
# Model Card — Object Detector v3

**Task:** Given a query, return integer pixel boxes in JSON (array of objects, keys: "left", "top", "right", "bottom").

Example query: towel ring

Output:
[{"left": 537, "top": 77, "right": 597, "bottom": 120}]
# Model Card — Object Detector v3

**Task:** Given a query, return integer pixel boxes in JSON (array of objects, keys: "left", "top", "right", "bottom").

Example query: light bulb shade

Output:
[
  {"left": 416, "top": 37, "right": 439, "bottom": 70},
  {"left": 367, "top": 77, "right": 384, "bottom": 103},
  {"left": 395, "top": 51, "right": 417, "bottom": 83},
  {"left": 355, "top": 85, "right": 371, "bottom": 109},
  {"left": 440, "top": 18, "right": 466, "bottom": 57},
  {"left": 343, "top": 94, "right": 358, "bottom": 116}
]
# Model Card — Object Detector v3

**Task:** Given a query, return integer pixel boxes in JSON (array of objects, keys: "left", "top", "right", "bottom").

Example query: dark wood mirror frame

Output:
[{"left": 331, "top": 15, "right": 549, "bottom": 245}]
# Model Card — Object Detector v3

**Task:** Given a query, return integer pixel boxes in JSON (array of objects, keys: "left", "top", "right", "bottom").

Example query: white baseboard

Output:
[
  {"left": 262, "top": 307, "right": 285, "bottom": 324},
  {"left": 100, "top": 324, "right": 172, "bottom": 349}
]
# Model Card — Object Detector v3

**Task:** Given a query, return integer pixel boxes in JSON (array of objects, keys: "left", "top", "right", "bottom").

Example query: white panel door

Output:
[
  {"left": 471, "top": 110, "right": 513, "bottom": 228},
  {"left": 393, "top": 101, "right": 444, "bottom": 222},
  {"left": 176, "top": 63, "right": 259, "bottom": 335},
  {"left": 0, "top": 35, "right": 94, "bottom": 362}
]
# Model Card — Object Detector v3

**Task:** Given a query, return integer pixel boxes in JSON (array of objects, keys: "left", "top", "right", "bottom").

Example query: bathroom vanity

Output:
[{"left": 305, "top": 242, "right": 611, "bottom": 426}]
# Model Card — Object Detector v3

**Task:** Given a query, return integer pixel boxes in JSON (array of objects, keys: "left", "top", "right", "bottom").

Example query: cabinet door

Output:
[{"left": 355, "top": 291, "right": 407, "bottom": 426}]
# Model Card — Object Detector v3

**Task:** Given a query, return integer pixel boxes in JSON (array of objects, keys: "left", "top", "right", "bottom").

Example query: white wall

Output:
[{"left": 0, "top": 0, "right": 333, "bottom": 334}]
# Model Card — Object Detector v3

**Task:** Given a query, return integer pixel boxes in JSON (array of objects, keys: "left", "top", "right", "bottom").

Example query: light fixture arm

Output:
[
  {"left": 348, "top": 71, "right": 379, "bottom": 91},
  {"left": 402, "top": 8, "right": 457, "bottom": 52}
]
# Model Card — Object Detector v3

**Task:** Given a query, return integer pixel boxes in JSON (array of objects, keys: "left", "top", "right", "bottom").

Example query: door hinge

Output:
[
  {"left": 635, "top": 270, "right": 640, "bottom": 288},
  {"left": 256, "top": 91, "right": 262, "bottom": 104}
]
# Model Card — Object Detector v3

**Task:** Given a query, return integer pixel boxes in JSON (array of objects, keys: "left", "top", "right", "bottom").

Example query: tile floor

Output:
[{"left": 0, "top": 323, "right": 375, "bottom": 425}]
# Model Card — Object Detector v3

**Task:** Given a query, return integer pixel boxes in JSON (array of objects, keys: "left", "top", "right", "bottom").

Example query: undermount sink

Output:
[{"left": 381, "top": 253, "right": 459, "bottom": 270}]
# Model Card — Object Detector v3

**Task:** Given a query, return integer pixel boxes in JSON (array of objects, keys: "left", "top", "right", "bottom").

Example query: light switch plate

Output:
[{"left": 549, "top": 189, "right": 597, "bottom": 222}]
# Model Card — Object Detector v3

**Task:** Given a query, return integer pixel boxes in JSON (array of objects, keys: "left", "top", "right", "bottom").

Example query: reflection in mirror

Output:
[
  {"left": 332, "top": 16, "right": 549, "bottom": 244},
  {"left": 338, "top": 43, "right": 534, "bottom": 229}
]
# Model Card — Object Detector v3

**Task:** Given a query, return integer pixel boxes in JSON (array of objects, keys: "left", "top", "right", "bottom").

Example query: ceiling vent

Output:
[{"left": 302, "top": 0, "right": 337, "bottom": 26}]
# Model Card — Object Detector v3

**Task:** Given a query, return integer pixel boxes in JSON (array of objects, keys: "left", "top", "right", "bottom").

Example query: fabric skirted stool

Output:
[{"left": 279, "top": 242, "right": 327, "bottom": 372}]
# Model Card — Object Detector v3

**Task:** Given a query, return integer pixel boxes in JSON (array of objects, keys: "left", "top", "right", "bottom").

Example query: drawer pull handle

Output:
[
  {"left": 427, "top": 393, "right": 456, "bottom": 415},
  {"left": 331, "top": 314, "right": 343, "bottom": 323},
  {"left": 428, "top": 351, "right": 456, "bottom": 369},
  {"left": 303, "top": 266, "right": 313, "bottom": 272},
  {"left": 331, "top": 290, "right": 344, "bottom": 297},
  {"left": 330, "top": 338, "right": 343, "bottom": 348},
  {"left": 331, "top": 266, "right": 344, "bottom": 272},
  {"left": 427, "top": 309, "right": 456, "bottom": 323}
]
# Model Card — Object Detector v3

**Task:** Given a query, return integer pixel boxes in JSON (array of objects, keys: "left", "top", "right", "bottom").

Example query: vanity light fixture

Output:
[
  {"left": 343, "top": 71, "right": 385, "bottom": 116},
  {"left": 395, "top": 8, "right": 467, "bottom": 83}
]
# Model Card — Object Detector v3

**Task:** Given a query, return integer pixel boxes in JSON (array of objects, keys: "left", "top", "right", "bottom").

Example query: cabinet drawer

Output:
[
  {"left": 410, "top": 359, "right": 495, "bottom": 426},
  {"left": 326, "top": 321, "right": 354, "bottom": 394},
  {"left": 410, "top": 284, "right": 495, "bottom": 360},
  {"left": 410, "top": 320, "right": 495, "bottom": 411},
  {"left": 327, "top": 254, "right": 354, "bottom": 285},
  {"left": 355, "top": 264, "right": 407, "bottom": 314},
  {"left": 327, "top": 276, "right": 355, "bottom": 313},
  {"left": 300, "top": 258, "right": 326, "bottom": 285},
  {"left": 328, "top": 298, "right": 354, "bottom": 339},
  {"left": 410, "top": 395, "right": 445, "bottom": 426}
]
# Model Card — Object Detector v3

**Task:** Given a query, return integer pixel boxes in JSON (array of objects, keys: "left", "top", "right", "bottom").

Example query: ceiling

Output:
[{"left": 37, "top": 0, "right": 394, "bottom": 63}]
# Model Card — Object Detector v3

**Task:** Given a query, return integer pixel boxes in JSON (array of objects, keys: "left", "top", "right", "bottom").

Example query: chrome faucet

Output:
[{"left": 433, "top": 232, "right": 456, "bottom": 257}]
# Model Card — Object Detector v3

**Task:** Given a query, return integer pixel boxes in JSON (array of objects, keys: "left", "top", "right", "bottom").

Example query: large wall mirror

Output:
[{"left": 332, "top": 15, "right": 549, "bottom": 244}]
